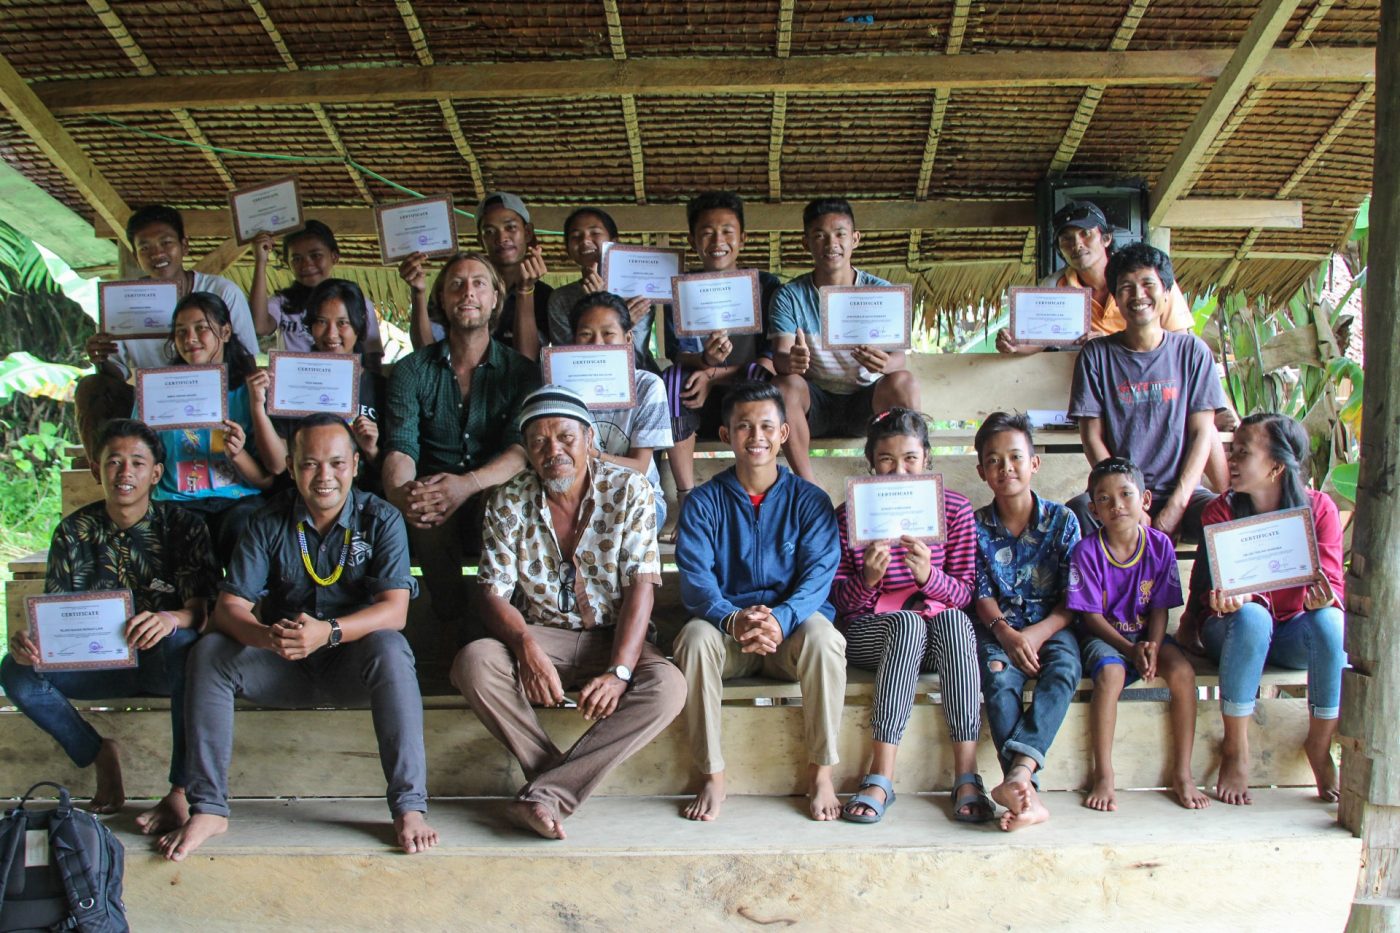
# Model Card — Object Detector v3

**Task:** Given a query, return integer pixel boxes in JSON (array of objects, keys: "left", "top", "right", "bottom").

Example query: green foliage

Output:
[
  {"left": 0, "top": 422, "right": 71, "bottom": 562},
  {"left": 0, "top": 351, "right": 88, "bottom": 404},
  {"left": 0, "top": 218, "right": 59, "bottom": 298}
]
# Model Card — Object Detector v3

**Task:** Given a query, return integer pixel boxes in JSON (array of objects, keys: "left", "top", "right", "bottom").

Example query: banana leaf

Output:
[{"left": 0, "top": 352, "right": 89, "bottom": 404}]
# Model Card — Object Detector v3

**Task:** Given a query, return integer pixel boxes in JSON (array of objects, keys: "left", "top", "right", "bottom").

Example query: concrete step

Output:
[
  {"left": 0, "top": 694, "right": 1315, "bottom": 801},
  {"left": 77, "top": 790, "right": 1356, "bottom": 931}
]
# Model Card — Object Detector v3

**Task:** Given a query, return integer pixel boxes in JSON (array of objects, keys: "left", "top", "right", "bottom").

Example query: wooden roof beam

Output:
[
  {"left": 776, "top": 0, "right": 795, "bottom": 59},
  {"left": 1290, "top": 0, "right": 1338, "bottom": 47},
  {"left": 768, "top": 92, "right": 787, "bottom": 201},
  {"left": 912, "top": 1, "right": 971, "bottom": 266},
  {"left": 247, "top": 0, "right": 376, "bottom": 205},
  {"left": 1217, "top": 82, "right": 1375, "bottom": 286},
  {"left": 32, "top": 47, "right": 1375, "bottom": 115},
  {"left": 1048, "top": 0, "right": 1153, "bottom": 174},
  {"left": 395, "top": 0, "right": 487, "bottom": 202},
  {"left": 0, "top": 50, "right": 131, "bottom": 238},
  {"left": 85, "top": 0, "right": 236, "bottom": 190},
  {"left": 96, "top": 198, "right": 1301, "bottom": 240},
  {"left": 1148, "top": 0, "right": 1305, "bottom": 228}
]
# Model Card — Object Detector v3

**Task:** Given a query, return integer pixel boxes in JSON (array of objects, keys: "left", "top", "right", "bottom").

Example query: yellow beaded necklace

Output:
[{"left": 298, "top": 522, "right": 352, "bottom": 587}]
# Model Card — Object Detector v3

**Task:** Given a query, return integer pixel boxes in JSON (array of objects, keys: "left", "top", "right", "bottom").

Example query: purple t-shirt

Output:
[{"left": 1066, "top": 525, "right": 1182, "bottom": 638}]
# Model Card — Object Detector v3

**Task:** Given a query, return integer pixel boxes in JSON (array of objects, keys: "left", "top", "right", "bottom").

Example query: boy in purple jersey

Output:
[{"left": 1067, "top": 457, "right": 1209, "bottom": 813}]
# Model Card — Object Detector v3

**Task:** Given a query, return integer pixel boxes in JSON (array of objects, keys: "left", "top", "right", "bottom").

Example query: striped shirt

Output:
[{"left": 831, "top": 488, "right": 976, "bottom": 628}]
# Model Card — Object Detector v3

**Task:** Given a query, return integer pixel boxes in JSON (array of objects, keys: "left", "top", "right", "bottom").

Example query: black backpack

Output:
[{"left": 0, "top": 782, "right": 128, "bottom": 933}]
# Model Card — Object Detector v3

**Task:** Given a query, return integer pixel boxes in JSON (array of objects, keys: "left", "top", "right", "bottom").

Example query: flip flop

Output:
[
  {"left": 952, "top": 772, "right": 996, "bottom": 823},
  {"left": 841, "top": 773, "right": 896, "bottom": 824}
]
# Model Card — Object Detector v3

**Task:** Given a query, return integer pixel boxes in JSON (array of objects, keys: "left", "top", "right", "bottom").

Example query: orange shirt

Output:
[{"left": 1042, "top": 268, "right": 1195, "bottom": 335}]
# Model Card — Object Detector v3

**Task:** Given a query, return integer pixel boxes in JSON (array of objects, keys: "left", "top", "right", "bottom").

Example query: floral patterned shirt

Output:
[
  {"left": 479, "top": 459, "right": 661, "bottom": 630},
  {"left": 46, "top": 500, "right": 219, "bottom": 612},
  {"left": 973, "top": 493, "right": 1081, "bottom": 631}
]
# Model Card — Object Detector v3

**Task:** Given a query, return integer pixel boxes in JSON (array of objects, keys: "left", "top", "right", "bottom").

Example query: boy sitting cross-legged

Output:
[{"left": 1068, "top": 457, "right": 1209, "bottom": 812}]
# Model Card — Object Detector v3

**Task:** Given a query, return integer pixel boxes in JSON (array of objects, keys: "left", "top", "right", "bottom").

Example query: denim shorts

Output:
[{"left": 1080, "top": 634, "right": 1144, "bottom": 687}]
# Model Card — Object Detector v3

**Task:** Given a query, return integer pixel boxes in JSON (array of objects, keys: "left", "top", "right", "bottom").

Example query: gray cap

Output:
[
  {"left": 517, "top": 385, "right": 595, "bottom": 434},
  {"left": 476, "top": 191, "right": 531, "bottom": 229}
]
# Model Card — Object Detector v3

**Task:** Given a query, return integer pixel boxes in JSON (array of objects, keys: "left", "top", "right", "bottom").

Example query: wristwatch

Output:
[
  {"left": 326, "top": 618, "right": 342, "bottom": 648},
  {"left": 607, "top": 664, "right": 632, "bottom": 683}
]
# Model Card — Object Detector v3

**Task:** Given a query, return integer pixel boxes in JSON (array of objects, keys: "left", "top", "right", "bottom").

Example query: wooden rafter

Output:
[
  {"left": 621, "top": 94, "right": 647, "bottom": 203},
  {"left": 394, "top": 0, "right": 486, "bottom": 202},
  {"left": 246, "top": 0, "right": 375, "bottom": 205},
  {"left": 1048, "top": 0, "right": 1153, "bottom": 174},
  {"left": 776, "top": 0, "right": 795, "bottom": 59},
  {"left": 602, "top": 0, "right": 627, "bottom": 60},
  {"left": 1289, "top": 0, "right": 1338, "bottom": 47},
  {"left": 1218, "top": 82, "right": 1375, "bottom": 285},
  {"left": 912, "top": 1, "right": 971, "bottom": 266},
  {"left": 768, "top": 92, "right": 787, "bottom": 201},
  {"left": 1148, "top": 0, "right": 1305, "bottom": 227},
  {"left": 31, "top": 48, "right": 1375, "bottom": 115},
  {"left": 101, "top": 198, "right": 1300, "bottom": 241},
  {"left": 0, "top": 50, "right": 131, "bottom": 237},
  {"left": 84, "top": 0, "right": 236, "bottom": 189},
  {"left": 769, "top": 232, "right": 782, "bottom": 273},
  {"left": 1184, "top": 84, "right": 1269, "bottom": 193}
]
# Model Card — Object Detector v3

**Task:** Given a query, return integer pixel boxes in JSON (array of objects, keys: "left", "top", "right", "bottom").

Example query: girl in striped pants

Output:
[{"left": 834, "top": 408, "right": 993, "bottom": 824}]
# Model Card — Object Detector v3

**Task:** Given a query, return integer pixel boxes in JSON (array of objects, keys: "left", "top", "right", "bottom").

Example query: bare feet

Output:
[
  {"left": 990, "top": 763, "right": 1033, "bottom": 816},
  {"left": 998, "top": 785, "right": 1050, "bottom": 832},
  {"left": 1085, "top": 771, "right": 1117, "bottom": 812},
  {"left": 507, "top": 800, "right": 566, "bottom": 840},
  {"left": 1305, "top": 737, "right": 1340, "bottom": 802},
  {"left": 158, "top": 813, "right": 227, "bottom": 861},
  {"left": 395, "top": 811, "right": 439, "bottom": 854},
  {"left": 808, "top": 764, "right": 841, "bottom": 821},
  {"left": 89, "top": 739, "right": 125, "bottom": 815},
  {"left": 1216, "top": 741, "right": 1253, "bottom": 805},
  {"left": 1171, "top": 775, "right": 1211, "bottom": 810},
  {"left": 136, "top": 787, "right": 189, "bottom": 836},
  {"left": 683, "top": 774, "right": 726, "bottom": 822}
]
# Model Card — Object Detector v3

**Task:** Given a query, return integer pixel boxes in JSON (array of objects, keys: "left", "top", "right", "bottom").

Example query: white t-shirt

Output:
[
  {"left": 591, "top": 370, "right": 673, "bottom": 503},
  {"left": 113, "top": 272, "right": 257, "bottom": 378}
]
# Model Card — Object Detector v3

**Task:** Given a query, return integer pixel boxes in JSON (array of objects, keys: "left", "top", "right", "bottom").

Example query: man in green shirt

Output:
[{"left": 383, "top": 251, "right": 539, "bottom": 654}]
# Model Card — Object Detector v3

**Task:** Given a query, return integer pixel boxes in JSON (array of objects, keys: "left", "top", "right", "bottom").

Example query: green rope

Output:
[{"left": 87, "top": 115, "right": 569, "bottom": 235}]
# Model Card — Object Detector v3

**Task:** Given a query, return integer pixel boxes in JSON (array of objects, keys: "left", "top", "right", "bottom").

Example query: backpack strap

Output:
[
  {"left": 0, "top": 806, "right": 26, "bottom": 907},
  {"left": 48, "top": 807, "right": 103, "bottom": 927}
]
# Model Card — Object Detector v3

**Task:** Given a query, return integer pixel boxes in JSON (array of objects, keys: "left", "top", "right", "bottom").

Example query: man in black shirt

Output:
[{"left": 160, "top": 414, "right": 435, "bottom": 860}]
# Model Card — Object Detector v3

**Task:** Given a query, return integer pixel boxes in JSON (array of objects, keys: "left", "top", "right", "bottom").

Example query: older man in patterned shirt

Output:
[{"left": 453, "top": 386, "right": 685, "bottom": 839}]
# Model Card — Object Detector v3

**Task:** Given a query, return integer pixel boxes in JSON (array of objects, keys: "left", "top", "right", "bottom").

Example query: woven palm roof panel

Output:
[
  {"left": 779, "top": 92, "right": 930, "bottom": 198},
  {"left": 636, "top": 94, "right": 770, "bottom": 199}
]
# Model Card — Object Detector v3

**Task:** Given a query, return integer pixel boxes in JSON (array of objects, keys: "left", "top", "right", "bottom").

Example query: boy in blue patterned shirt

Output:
[{"left": 972, "top": 412, "right": 1081, "bottom": 831}]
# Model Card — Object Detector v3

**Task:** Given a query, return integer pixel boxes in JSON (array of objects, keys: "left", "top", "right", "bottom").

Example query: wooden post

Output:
[{"left": 1341, "top": 0, "right": 1400, "bottom": 927}]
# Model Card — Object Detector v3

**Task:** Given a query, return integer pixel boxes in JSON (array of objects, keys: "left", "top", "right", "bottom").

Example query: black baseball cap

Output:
[{"left": 1053, "top": 201, "right": 1111, "bottom": 236}]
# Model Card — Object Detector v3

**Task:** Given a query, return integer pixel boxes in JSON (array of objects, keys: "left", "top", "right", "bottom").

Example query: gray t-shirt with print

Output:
[{"left": 1068, "top": 331, "right": 1226, "bottom": 497}]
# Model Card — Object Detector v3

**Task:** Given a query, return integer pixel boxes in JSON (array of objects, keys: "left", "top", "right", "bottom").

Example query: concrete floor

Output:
[{"left": 93, "top": 789, "right": 1359, "bottom": 932}]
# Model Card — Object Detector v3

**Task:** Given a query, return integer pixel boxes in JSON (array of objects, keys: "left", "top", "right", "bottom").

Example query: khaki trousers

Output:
[
  {"left": 672, "top": 614, "right": 846, "bottom": 774},
  {"left": 452, "top": 625, "right": 685, "bottom": 819}
]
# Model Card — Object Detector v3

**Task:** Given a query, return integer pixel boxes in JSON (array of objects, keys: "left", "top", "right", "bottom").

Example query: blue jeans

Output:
[
  {"left": 0, "top": 626, "right": 198, "bottom": 786},
  {"left": 1201, "top": 602, "right": 1346, "bottom": 719},
  {"left": 978, "top": 626, "right": 1082, "bottom": 781}
]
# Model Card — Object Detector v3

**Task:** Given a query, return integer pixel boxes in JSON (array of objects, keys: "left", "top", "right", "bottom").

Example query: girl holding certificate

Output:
[
  {"left": 250, "top": 222, "right": 384, "bottom": 369},
  {"left": 831, "top": 408, "right": 992, "bottom": 824},
  {"left": 256, "top": 279, "right": 385, "bottom": 492},
  {"left": 1178, "top": 413, "right": 1346, "bottom": 805},
  {"left": 150, "top": 292, "right": 275, "bottom": 565},
  {"left": 568, "top": 292, "right": 674, "bottom": 528}
]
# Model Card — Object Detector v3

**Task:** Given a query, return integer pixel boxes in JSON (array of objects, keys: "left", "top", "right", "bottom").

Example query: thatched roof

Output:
[{"left": 0, "top": 0, "right": 1378, "bottom": 318}]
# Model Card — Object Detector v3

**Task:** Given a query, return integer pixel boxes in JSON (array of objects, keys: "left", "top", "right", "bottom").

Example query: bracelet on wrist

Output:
[
  {"left": 989, "top": 617, "right": 1008, "bottom": 631},
  {"left": 515, "top": 286, "right": 535, "bottom": 296}
]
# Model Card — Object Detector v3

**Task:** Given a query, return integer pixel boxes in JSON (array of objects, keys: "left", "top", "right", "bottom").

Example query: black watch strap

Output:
[{"left": 327, "top": 618, "right": 342, "bottom": 647}]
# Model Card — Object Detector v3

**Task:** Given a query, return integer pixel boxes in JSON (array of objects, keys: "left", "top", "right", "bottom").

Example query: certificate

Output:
[
  {"left": 600, "top": 243, "right": 684, "bottom": 300},
  {"left": 135, "top": 365, "right": 227, "bottom": 431},
  {"left": 267, "top": 351, "right": 360, "bottom": 419},
  {"left": 1008, "top": 286, "right": 1091, "bottom": 347},
  {"left": 541, "top": 345, "right": 636, "bottom": 411},
  {"left": 820, "top": 286, "right": 914, "bottom": 350},
  {"left": 228, "top": 176, "right": 303, "bottom": 244},
  {"left": 1204, "top": 507, "right": 1321, "bottom": 597},
  {"left": 27, "top": 591, "right": 136, "bottom": 672},
  {"left": 375, "top": 195, "right": 459, "bottom": 264},
  {"left": 99, "top": 280, "right": 178, "bottom": 340},
  {"left": 671, "top": 270, "right": 762, "bottom": 337},
  {"left": 845, "top": 474, "right": 946, "bottom": 546}
]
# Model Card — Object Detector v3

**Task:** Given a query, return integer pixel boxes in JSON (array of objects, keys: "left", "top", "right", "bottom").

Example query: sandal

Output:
[
  {"left": 952, "top": 772, "right": 996, "bottom": 823},
  {"left": 841, "top": 773, "right": 896, "bottom": 824}
]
